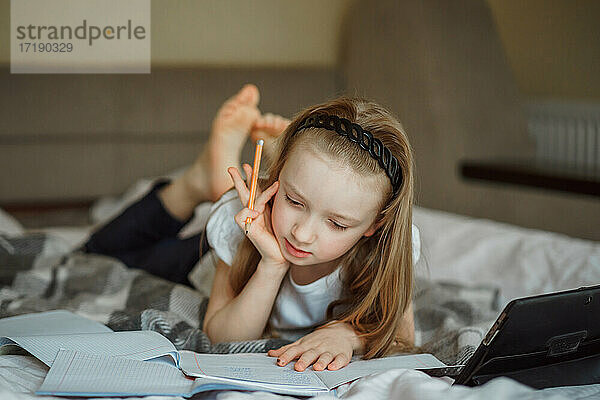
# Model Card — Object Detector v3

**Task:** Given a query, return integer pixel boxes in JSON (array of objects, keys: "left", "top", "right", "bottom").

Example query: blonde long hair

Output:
[{"left": 229, "top": 97, "right": 415, "bottom": 358}]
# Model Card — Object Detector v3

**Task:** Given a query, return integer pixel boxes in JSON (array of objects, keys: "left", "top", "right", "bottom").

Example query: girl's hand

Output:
[
  {"left": 228, "top": 165, "right": 288, "bottom": 268},
  {"left": 267, "top": 322, "right": 362, "bottom": 372}
]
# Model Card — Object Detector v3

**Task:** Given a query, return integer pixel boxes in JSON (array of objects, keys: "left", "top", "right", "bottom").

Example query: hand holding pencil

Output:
[
  {"left": 245, "top": 140, "right": 264, "bottom": 234},
  {"left": 227, "top": 141, "right": 287, "bottom": 268}
]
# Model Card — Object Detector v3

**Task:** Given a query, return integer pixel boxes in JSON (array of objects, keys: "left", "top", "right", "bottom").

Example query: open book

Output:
[{"left": 1, "top": 310, "right": 456, "bottom": 397}]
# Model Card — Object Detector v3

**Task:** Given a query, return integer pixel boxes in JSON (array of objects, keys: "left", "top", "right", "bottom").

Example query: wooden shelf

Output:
[{"left": 460, "top": 159, "right": 600, "bottom": 197}]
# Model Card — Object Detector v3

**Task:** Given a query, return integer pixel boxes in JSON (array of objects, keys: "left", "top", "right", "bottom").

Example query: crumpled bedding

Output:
[
  {"left": 0, "top": 230, "right": 498, "bottom": 365},
  {"left": 2, "top": 354, "right": 600, "bottom": 400},
  {"left": 1, "top": 182, "right": 599, "bottom": 399},
  {"left": 413, "top": 206, "right": 600, "bottom": 302}
]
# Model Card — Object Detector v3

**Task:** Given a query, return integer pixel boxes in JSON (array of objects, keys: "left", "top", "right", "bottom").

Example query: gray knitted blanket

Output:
[{"left": 0, "top": 232, "right": 502, "bottom": 367}]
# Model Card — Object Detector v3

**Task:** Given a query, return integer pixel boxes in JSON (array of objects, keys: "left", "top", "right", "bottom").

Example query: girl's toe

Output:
[{"left": 238, "top": 84, "right": 260, "bottom": 105}]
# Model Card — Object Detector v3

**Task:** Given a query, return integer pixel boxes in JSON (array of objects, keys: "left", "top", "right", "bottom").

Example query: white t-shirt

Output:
[{"left": 206, "top": 190, "right": 421, "bottom": 341}]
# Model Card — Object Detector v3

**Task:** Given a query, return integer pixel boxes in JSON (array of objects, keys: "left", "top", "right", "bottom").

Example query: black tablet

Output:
[{"left": 453, "top": 284, "right": 600, "bottom": 389}]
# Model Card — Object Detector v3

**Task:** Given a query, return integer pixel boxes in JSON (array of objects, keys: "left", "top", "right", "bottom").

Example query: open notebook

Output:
[
  {"left": 38, "top": 349, "right": 451, "bottom": 397},
  {"left": 0, "top": 310, "right": 179, "bottom": 366},
  {"left": 0, "top": 310, "right": 454, "bottom": 397}
]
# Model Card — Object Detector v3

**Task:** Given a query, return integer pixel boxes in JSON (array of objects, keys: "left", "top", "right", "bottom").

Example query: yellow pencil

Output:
[{"left": 245, "top": 139, "right": 264, "bottom": 234}]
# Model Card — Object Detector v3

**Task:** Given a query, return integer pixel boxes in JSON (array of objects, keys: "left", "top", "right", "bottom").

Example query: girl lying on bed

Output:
[{"left": 84, "top": 84, "right": 420, "bottom": 372}]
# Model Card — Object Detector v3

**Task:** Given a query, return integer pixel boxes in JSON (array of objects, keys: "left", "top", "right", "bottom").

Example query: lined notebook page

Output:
[
  {"left": 38, "top": 350, "right": 327, "bottom": 397},
  {"left": 0, "top": 310, "right": 111, "bottom": 336},
  {"left": 180, "top": 352, "right": 327, "bottom": 389},
  {"left": 6, "top": 331, "right": 177, "bottom": 366},
  {"left": 37, "top": 349, "right": 195, "bottom": 397}
]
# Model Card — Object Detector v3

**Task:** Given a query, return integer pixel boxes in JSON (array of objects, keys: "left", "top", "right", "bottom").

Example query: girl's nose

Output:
[{"left": 291, "top": 218, "right": 316, "bottom": 244}]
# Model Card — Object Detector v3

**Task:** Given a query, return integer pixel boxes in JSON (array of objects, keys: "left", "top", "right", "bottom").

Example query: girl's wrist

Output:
[
  {"left": 257, "top": 259, "right": 289, "bottom": 278},
  {"left": 332, "top": 321, "right": 365, "bottom": 354}
]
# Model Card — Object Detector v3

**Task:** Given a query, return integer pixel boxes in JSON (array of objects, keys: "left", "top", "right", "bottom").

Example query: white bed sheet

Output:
[
  {"left": 413, "top": 206, "right": 600, "bottom": 302},
  {"left": 1, "top": 354, "right": 599, "bottom": 400}
]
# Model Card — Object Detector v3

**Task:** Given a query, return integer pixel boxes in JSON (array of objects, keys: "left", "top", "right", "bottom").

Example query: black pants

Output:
[{"left": 83, "top": 180, "right": 210, "bottom": 286}]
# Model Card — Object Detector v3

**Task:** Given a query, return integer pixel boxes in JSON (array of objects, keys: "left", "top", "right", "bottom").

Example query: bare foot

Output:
[
  {"left": 184, "top": 84, "right": 261, "bottom": 202},
  {"left": 250, "top": 113, "right": 291, "bottom": 165},
  {"left": 211, "top": 84, "right": 261, "bottom": 148}
]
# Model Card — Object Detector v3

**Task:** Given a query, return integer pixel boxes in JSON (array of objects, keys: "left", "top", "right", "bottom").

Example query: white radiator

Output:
[{"left": 527, "top": 101, "right": 600, "bottom": 176}]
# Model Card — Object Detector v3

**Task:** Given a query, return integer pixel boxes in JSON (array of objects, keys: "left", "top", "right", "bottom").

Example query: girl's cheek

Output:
[
  {"left": 270, "top": 196, "right": 287, "bottom": 239},
  {"left": 321, "top": 233, "right": 365, "bottom": 260}
]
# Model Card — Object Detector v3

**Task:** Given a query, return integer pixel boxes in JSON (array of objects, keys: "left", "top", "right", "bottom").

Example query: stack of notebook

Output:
[{"left": 0, "top": 310, "right": 452, "bottom": 397}]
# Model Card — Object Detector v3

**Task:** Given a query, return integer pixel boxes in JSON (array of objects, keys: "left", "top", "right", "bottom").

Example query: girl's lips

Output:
[{"left": 284, "top": 238, "right": 311, "bottom": 258}]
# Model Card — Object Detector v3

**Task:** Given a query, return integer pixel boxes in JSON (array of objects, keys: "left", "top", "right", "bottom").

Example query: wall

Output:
[
  {"left": 2, "top": 0, "right": 598, "bottom": 98},
  {"left": 0, "top": 0, "right": 353, "bottom": 68},
  {"left": 487, "top": 0, "right": 600, "bottom": 101},
  {"left": 342, "top": 0, "right": 600, "bottom": 241}
]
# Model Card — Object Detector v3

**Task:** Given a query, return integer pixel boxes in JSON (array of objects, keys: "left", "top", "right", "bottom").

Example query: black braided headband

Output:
[{"left": 295, "top": 113, "right": 403, "bottom": 195}]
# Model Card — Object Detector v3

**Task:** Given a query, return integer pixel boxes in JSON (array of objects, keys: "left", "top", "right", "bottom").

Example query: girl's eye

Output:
[
  {"left": 330, "top": 220, "right": 348, "bottom": 231},
  {"left": 284, "top": 194, "right": 303, "bottom": 207},
  {"left": 284, "top": 194, "right": 347, "bottom": 231}
]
